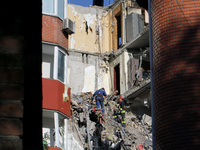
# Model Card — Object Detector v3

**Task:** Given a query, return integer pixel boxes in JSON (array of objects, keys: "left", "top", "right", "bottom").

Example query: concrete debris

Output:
[{"left": 69, "top": 92, "right": 152, "bottom": 150}]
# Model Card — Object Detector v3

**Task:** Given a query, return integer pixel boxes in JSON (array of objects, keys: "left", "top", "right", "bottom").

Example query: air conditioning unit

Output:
[{"left": 63, "top": 18, "right": 75, "bottom": 34}]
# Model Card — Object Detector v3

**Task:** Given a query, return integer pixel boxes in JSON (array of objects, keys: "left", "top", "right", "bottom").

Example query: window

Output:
[
  {"left": 116, "top": 15, "right": 122, "bottom": 49},
  {"left": 57, "top": 0, "right": 64, "bottom": 19},
  {"left": 42, "top": 0, "right": 54, "bottom": 14},
  {"left": 42, "top": 0, "right": 65, "bottom": 19},
  {"left": 42, "top": 44, "right": 67, "bottom": 83},
  {"left": 42, "top": 44, "right": 54, "bottom": 79},
  {"left": 58, "top": 50, "right": 65, "bottom": 82}
]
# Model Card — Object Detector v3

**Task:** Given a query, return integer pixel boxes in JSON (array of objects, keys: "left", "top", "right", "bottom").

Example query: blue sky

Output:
[{"left": 68, "top": 0, "right": 115, "bottom": 7}]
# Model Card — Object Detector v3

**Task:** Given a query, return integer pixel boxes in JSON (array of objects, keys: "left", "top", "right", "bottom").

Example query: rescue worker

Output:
[
  {"left": 113, "top": 107, "right": 121, "bottom": 123},
  {"left": 93, "top": 88, "right": 107, "bottom": 114},
  {"left": 118, "top": 96, "right": 126, "bottom": 127}
]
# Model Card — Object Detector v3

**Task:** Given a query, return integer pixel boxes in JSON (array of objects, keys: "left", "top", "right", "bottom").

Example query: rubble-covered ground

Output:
[{"left": 69, "top": 92, "right": 152, "bottom": 150}]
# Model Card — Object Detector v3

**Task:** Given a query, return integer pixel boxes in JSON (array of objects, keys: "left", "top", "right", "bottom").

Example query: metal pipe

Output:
[
  {"left": 54, "top": 112, "right": 60, "bottom": 148},
  {"left": 64, "top": 119, "right": 68, "bottom": 150},
  {"left": 148, "top": 0, "right": 155, "bottom": 149},
  {"left": 122, "top": 0, "right": 126, "bottom": 44}
]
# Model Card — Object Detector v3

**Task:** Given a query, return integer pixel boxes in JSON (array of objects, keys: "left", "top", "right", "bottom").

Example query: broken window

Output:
[
  {"left": 127, "top": 56, "right": 150, "bottom": 89},
  {"left": 116, "top": 15, "right": 122, "bottom": 49}
]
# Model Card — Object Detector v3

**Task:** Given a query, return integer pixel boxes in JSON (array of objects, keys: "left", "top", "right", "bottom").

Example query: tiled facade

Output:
[{"left": 42, "top": 15, "right": 68, "bottom": 49}]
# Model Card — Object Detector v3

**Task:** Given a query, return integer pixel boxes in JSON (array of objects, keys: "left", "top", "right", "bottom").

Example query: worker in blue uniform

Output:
[{"left": 93, "top": 88, "right": 107, "bottom": 114}]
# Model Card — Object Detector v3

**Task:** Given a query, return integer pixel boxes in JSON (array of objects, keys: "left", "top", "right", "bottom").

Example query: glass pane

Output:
[
  {"left": 42, "top": 0, "right": 54, "bottom": 14},
  {"left": 58, "top": 51, "right": 65, "bottom": 82},
  {"left": 42, "top": 54, "right": 54, "bottom": 79},
  {"left": 57, "top": 0, "right": 64, "bottom": 19}
]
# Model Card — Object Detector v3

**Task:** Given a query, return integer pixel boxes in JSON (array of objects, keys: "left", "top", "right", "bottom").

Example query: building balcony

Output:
[
  {"left": 48, "top": 147, "right": 62, "bottom": 150},
  {"left": 42, "top": 78, "right": 71, "bottom": 117}
]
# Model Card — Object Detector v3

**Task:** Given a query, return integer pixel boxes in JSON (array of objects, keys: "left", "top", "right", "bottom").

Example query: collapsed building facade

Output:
[
  {"left": 66, "top": 0, "right": 152, "bottom": 149},
  {"left": 67, "top": 0, "right": 150, "bottom": 110},
  {"left": 1, "top": 0, "right": 200, "bottom": 150}
]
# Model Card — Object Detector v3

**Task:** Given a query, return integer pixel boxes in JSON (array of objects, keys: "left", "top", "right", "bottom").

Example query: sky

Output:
[{"left": 68, "top": 0, "right": 115, "bottom": 7}]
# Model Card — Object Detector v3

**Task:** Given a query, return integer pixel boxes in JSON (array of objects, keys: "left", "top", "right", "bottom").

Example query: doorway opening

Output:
[{"left": 114, "top": 64, "right": 120, "bottom": 95}]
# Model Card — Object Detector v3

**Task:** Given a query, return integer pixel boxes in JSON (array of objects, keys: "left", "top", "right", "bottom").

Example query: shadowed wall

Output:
[
  {"left": 151, "top": 0, "right": 200, "bottom": 149},
  {"left": 0, "top": 0, "right": 42, "bottom": 149}
]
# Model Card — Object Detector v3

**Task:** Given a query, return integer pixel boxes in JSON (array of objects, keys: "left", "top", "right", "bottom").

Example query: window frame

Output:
[
  {"left": 42, "top": 0, "right": 67, "bottom": 20},
  {"left": 53, "top": 46, "right": 67, "bottom": 84},
  {"left": 42, "top": 43, "right": 67, "bottom": 84},
  {"left": 57, "top": 50, "right": 65, "bottom": 82}
]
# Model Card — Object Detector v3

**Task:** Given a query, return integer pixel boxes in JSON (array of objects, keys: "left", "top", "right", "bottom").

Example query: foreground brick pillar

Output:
[
  {"left": 151, "top": 0, "right": 200, "bottom": 149},
  {"left": 0, "top": 0, "right": 42, "bottom": 150}
]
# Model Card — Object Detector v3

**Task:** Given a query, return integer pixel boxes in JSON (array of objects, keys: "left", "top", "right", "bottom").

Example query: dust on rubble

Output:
[{"left": 69, "top": 92, "right": 152, "bottom": 150}]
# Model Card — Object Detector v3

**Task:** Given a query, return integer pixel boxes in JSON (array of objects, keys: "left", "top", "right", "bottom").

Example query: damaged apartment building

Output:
[
  {"left": 67, "top": 0, "right": 151, "bottom": 120},
  {"left": 61, "top": 0, "right": 152, "bottom": 149}
]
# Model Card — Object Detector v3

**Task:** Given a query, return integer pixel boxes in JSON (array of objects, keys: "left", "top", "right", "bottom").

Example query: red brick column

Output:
[
  {"left": 0, "top": 1, "right": 42, "bottom": 150},
  {"left": 151, "top": 0, "right": 200, "bottom": 149},
  {"left": 0, "top": 37, "right": 24, "bottom": 149}
]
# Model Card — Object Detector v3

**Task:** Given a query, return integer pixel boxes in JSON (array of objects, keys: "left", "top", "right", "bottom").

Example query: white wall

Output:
[
  {"left": 109, "top": 51, "right": 130, "bottom": 95},
  {"left": 68, "top": 52, "right": 111, "bottom": 94},
  {"left": 82, "top": 66, "right": 96, "bottom": 92},
  {"left": 68, "top": 134, "right": 84, "bottom": 150},
  {"left": 42, "top": 54, "right": 54, "bottom": 79}
]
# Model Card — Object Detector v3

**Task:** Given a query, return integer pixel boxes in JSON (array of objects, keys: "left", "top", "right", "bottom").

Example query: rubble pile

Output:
[{"left": 69, "top": 92, "right": 152, "bottom": 150}]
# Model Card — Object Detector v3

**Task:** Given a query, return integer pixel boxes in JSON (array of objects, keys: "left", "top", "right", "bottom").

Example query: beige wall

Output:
[
  {"left": 67, "top": 4, "right": 112, "bottom": 54},
  {"left": 100, "top": 11, "right": 113, "bottom": 53},
  {"left": 67, "top": 2, "right": 148, "bottom": 95},
  {"left": 67, "top": 5, "right": 115, "bottom": 94}
]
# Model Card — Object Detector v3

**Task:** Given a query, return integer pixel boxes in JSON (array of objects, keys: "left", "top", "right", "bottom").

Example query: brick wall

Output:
[
  {"left": 42, "top": 15, "right": 68, "bottom": 49},
  {"left": 151, "top": 0, "right": 200, "bottom": 149},
  {"left": 0, "top": 0, "right": 42, "bottom": 150}
]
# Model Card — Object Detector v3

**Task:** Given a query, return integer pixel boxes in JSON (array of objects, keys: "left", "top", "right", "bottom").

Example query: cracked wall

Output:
[
  {"left": 67, "top": 4, "right": 112, "bottom": 95},
  {"left": 68, "top": 4, "right": 111, "bottom": 53},
  {"left": 67, "top": 51, "right": 111, "bottom": 95}
]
